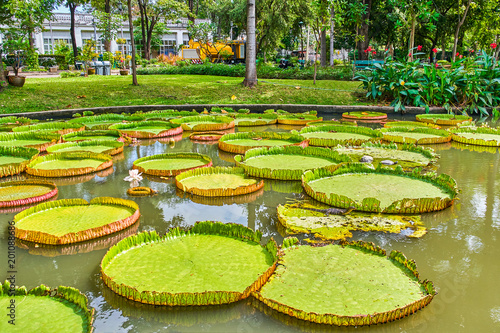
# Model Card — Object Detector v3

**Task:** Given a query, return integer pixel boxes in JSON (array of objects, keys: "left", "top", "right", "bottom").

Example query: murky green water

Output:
[{"left": 1, "top": 120, "right": 500, "bottom": 332}]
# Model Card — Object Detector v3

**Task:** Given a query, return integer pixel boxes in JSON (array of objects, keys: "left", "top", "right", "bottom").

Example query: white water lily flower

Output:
[{"left": 124, "top": 169, "right": 143, "bottom": 182}]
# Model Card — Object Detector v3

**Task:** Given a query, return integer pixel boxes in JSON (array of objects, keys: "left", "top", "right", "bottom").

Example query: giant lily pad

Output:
[
  {"left": 416, "top": 113, "right": 471, "bottom": 125},
  {"left": 68, "top": 114, "right": 137, "bottom": 130},
  {"left": 218, "top": 132, "right": 308, "bottom": 154},
  {"left": 334, "top": 142, "right": 437, "bottom": 168},
  {"left": 0, "top": 282, "right": 94, "bottom": 333},
  {"left": 450, "top": 127, "right": 500, "bottom": 147},
  {"left": 101, "top": 221, "right": 278, "bottom": 306},
  {"left": 0, "top": 146, "right": 39, "bottom": 177},
  {"left": 384, "top": 120, "right": 439, "bottom": 129},
  {"left": 234, "top": 146, "right": 351, "bottom": 180},
  {"left": 233, "top": 114, "right": 278, "bottom": 126},
  {"left": 0, "top": 180, "right": 57, "bottom": 208},
  {"left": 0, "top": 116, "right": 35, "bottom": 131},
  {"left": 133, "top": 153, "right": 212, "bottom": 177},
  {"left": 171, "top": 115, "right": 235, "bottom": 131},
  {"left": 277, "top": 203, "right": 426, "bottom": 240},
  {"left": 109, "top": 120, "right": 183, "bottom": 139},
  {"left": 46, "top": 140, "right": 124, "bottom": 155},
  {"left": 302, "top": 163, "right": 458, "bottom": 213},
  {"left": 176, "top": 166, "right": 264, "bottom": 197},
  {"left": 26, "top": 152, "right": 113, "bottom": 177},
  {"left": 0, "top": 132, "right": 61, "bottom": 152},
  {"left": 176, "top": 187, "right": 264, "bottom": 206},
  {"left": 306, "top": 120, "right": 357, "bottom": 127},
  {"left": 14, "top": 197, "right": 140, "bottom": 244},
  {"left": 342, "top": 111, "right": 387, "bottom": 120},
  {"left": 143, "top": 110, "right": 198, "bottom": 121},
  {"left": 189, "top": 131, "right": 225, "bottom": 142},
  {"left": 13, "top": 122, "right": 85, "bottom": 135},
  {"left": 380, "top": 127, "right": 451, "bottom": 145},
  {"left": 277, "top": 114, "right": 322, "bottom": 125},
  {"left": 63, "top": 130, "right": 123, "bottom": 142},
  {"left": 253, "top": 239, "right": 436, "bottom": 326},
  {"left": 300, "top": 125, "right": 383, "bottom": 147}
]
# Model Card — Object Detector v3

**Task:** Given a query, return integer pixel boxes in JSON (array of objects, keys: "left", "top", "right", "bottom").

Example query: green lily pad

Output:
[
  {"left": 306, "top": 120, "right": 357, "bottom": 127},
  {"left": 26, "top": 152, "right": 112, "bottom": 177},
  {"left": 0, "top": 146, "right": 39, "bottom": 178},
  {"left": 342, "top": 111, "right": 387, "bottom": 120},
  {"left": 254, "top": 240, "right": 435, "bottom": 325},
  {"left": 450, "top": 127, "right": 500, "bottom": 147},
  {"left": 334, "top": 142, "right": 437, "bottom": 168},
  {"left": 416, "top": 113, "right": 471, "bottom": 125},
  {"left": 109, "top": 121, "right": 183, "bottom": 138},
  {"left": 277, "top": 114, "right": 322, "bottom": 125},
  {"left": 233, "top": 114, "right": 278, "bottom": 126},
  {"left": 171, "top": 115, "right": 235, "bottom": 131},
  {"left": 176, "top": 167, "right": 263, "bottom": 197},
  {"left": 300, "top": 125, "right": 383, "bottom": 147},
  {"left": 101, "top": 221, "right": 278, "bottom": 306},
  {"left": 219, "top": 132, "right": 307, "bottom": 154},
  {"left": 380, "top": 127, "right": 451, "bottom": 144},
  {"left": 0, "top": 283, "right": 94, "bottom": 333},
  {"left": 14, "top": 197, "right": 140, "bottom": 244},
  {"left": 46, "top": 140, "right": 124, "bottom": 155},
  {"left": 277, "top": 203, "right": 426, "bottom": 240},
  {"left": 384, "top": 121, "right": 439, "bottom": 129},
  {"left": 0, "top": 132, "right": 61, "bottom": 151},
  {"left": 133, "top": 153, "right": 212, "bottom": 177},
  {"left": 13, "top": 122, "right": 85, "bottom": 134},
  {"left": 234, "top": 146, "right": 350, "bottom": 180},
  {"left": 302, "top": 163, "right": 458, "bottom": 213},
  {"left": 0, "top": 180, "right": 58, "bottom": 208},
  {"left": 63, "top": 130, "right": 123, "bottom": 142}
]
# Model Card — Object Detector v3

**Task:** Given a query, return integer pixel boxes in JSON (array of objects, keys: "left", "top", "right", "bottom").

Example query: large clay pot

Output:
[
  {"left": 88, "top": 68, "right": 96, "bottom": 75},
  {"left": 8, "top": 76, "right": 26, "bottom": 87},
  {"left": 119, "top": 69, "right": 129, "bottom": 76}
]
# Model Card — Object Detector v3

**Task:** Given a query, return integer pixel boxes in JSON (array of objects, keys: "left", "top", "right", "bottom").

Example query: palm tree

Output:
[{"left": 243, "top": 0, "right": 257, "bottom": 87}]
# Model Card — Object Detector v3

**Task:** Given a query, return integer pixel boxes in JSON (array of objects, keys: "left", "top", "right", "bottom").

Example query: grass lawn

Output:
[{"left": 0, "top": 75, "right": 367, "bottom": 114}]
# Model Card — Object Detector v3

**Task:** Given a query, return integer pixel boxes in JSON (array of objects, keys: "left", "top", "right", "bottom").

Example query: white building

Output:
[{"left": 31, "top": 12, "right": 210, "bottom": 56}]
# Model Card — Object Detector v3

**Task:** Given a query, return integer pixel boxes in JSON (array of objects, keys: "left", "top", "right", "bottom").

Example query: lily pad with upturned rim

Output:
[
  {"left": 14, "top": 197, "right": 140, "bottom": 244},
  {"left": 300, "top": 125, "right": 383, "bottom": 147},
  {"left": 277, "top": 114, "right": 323, "bottom": 125},
  {"left": 234, "top": 146, "right": 351, "bottom": 180},
  {"left": 0, "top": 282, "right": 94, "bottom": 333},
  {"left": 26, "top": 152, "right": 113, "bottom": 177},
  {"left": 68, "top": 114, "right": 135, "bottom": 130},
  {"left": 170, "top": 115, "right": 235, "bottom": 131},
  {"left": 384, "top": 121, "right": 440, "bottom": 129},
  {"left": 380, "top": 127, "right": 451, "bottom": 145},
  {"left": 109, "top": 121, "right": 183, "bottom": 139},
  {"left": 342, "top": 111, "right": 387, "bottom": 120},
  {"left": 133, "top": 153, "right": 212, "bottom": 177},
  {"left": 334, "top": 142, "right": 437, "bottom": 168},
  {"left": 12, "top": 122, "right": 85, "bottom": 135},
  {"left": 253, "top": 239, "right": 436, "bottom": 326},
  {"left": 176, "top": 166, "right": 264, "bottom": 197},
  {"left": 302, "top": 163, "right": 458, "bottom": 214},
  {"left": 218, "top": 132, "right": 308, "bottom": 154},
  {"left": 416, "top": 114, "right": 472, "bottom": 125},
  {"left": 189, "top": 132, "right": 225, "bottom": 141},
  {"left": 63, "top": 130, "right": 123, "bottom": 142},
  {"left": 100, "top": 221, "right": 278, "bottom": 306},
  {"left": 306, "top": 120, "right": 357, "bottom": 127},
  {"left": 233, "top": 114, "right": 278, "bottom": 126},
  {"left": 0, "top": 146, "right": 39, "bottom": 177},
  {"left": 0, "top": 180, "right": 58, "bottom": 208},
  {"left": 46, "top": 140, "right": 124, "bottom": 155},
  {"left": 450, "top": 127, "right": 500, "bottom": 147},
  {"left": 0, "top": 132, "right": 61, "bottom": 152}
]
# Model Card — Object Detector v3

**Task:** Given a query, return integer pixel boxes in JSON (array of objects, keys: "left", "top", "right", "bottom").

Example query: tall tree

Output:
[
  {"left": 356, "top": 0, "right": 372, "bottom": 61},
  {"left": 136, "top": 0, "right": 189, "bottom": 59},
  {"left": 66, "top": 0, "right": 88, "bottom": 62},
  {"left": 451, "top": 0, "right": 473, "bottom": 62},
  {"left": 0, "top": 0, "right": 11, "bottom": 88},
  {"left": 243, "top": 0, "right": 257, "bottom": 87},
  {"left": 127, "top": 0, "right": 137, "bottom": 85}
]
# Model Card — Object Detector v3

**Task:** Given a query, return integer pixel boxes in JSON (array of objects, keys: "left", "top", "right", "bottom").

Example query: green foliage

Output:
[
  {"left": 60, "top": 71, "right": 80, "bottom": 78},
  {"left": 356, "top": 51, "right": 500, "bottom": 114}
]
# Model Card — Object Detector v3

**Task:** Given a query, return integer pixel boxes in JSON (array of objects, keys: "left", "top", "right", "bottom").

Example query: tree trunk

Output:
[
  {"left": 138, "top": 1, "right": 147, "bottom": 58},
  {"left": 441, "top": 35, "right": 446, "bottom": 61},
  {"left": 128, "top": 0, "right": 138, "bottom": 86},
  {"left": 408, "top": 11, "right": 416, "bottom": 61},
  {"left": 188, "top": 0, "right": 195, "bottom": 24},
  {"left": 69, "top": 3, "right": 79, "bottom": 63},
  {"left": 146, "top": 22, "right": 155, "bottom": 60},
  {"left": 356, "top": 0, "right": 372, "bottom": 61},
  {"left": 329, "top": 5, "right": 335, "bottom": 66},
  {"left": 305, "top": 26, "right": 310, "bottom": 62},
  {"left": 104, "top": 0, "right": 111, "bottom": 52},
  {"left": 451, "top": 0, "right": 472, "bottom": 62},
  {"left": 243, "top": 0, "right": 257, "bottom": 88},
  {"left": 0, "top": 49, "right": 6, "bottom": 89},
  {"left": 320, "top": 29, "right": 326, "bottom": 67}
]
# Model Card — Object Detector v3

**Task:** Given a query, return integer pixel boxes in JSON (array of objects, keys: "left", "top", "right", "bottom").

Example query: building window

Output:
[
  {"left": 160, "top": 40, "right": 177, "bottom": 55},
  {"left": 82, "top": 39, "right": 105, "bottom": 55},
  {"left": 117, "top": 40, "right": 131, "bottom": 55},
  {"left": 43, "top": 38, "right": 71, "bottom": 54}
]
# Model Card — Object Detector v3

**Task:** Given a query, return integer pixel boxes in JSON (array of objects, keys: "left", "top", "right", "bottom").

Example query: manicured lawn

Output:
[{"left": 0, "top": 75, "right": 366, "bottom": 114}]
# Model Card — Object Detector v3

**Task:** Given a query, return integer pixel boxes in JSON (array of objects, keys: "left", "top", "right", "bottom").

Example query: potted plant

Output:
[
  {"left": 2, "top": 29, "right": 29, "bottom": 87},
  {"left": 77, "top": 40, "right": 98, "bottom": 76},
  {"left": 114, "top": 51, "right": 128, "bottom": 75}
]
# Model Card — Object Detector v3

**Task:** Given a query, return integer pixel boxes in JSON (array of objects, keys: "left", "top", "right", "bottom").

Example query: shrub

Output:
[{"left": 60, "top": 71, "right": 80, "bottom": 78}]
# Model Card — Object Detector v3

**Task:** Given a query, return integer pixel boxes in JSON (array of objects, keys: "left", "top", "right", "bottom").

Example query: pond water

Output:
[{"left": 1, "top": 117, "right": 499, "bottom": 332}]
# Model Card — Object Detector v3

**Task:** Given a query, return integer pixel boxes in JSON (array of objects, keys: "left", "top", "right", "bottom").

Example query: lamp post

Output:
[
  {"left": 299, "top": 21, "right": 304, "bottom": 61},
  {"left": 117, "top": 1, "right": 125, "bottom": 54}
]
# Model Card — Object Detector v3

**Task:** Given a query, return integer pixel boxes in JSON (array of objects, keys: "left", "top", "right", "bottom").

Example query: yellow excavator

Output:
[{"left": 181, "top": 40, "right": 246, "bottom": 63}]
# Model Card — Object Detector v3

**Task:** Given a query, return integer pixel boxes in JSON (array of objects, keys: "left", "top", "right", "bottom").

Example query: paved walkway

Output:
[{"left": 7, "top": 69, "right": 123, "bottom": 79}]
